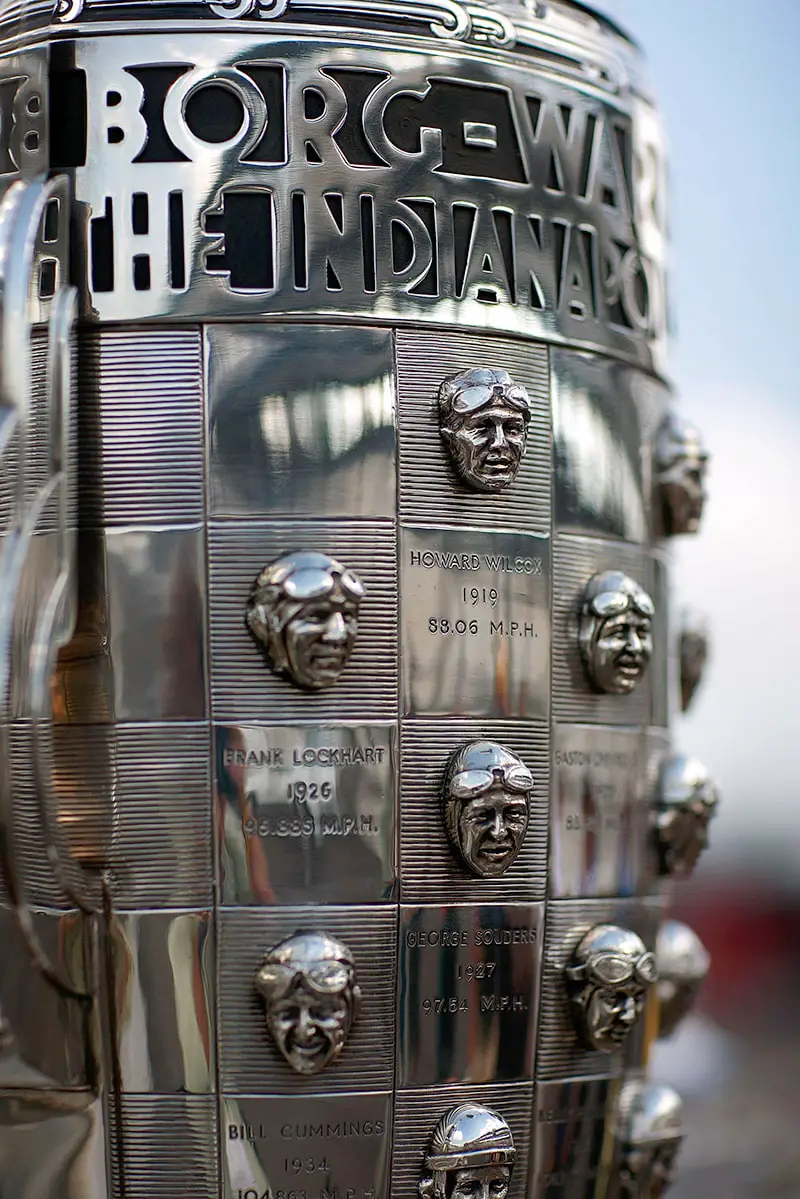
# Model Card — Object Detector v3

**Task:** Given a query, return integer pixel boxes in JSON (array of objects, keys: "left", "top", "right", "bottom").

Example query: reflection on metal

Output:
[
  {"left": 655, "top": 754, "right": 719, "bottom": 879},
  {"left": 679, "top": 613, "right": 710, "bottom": 712},
  {"left": 656, "top": 921, "right": 711, "bottom": 1040},
  {"left": 655, "top": 411, "right": 709, "bottom": 537},
  {"left": 617, "top": 1079, "right": 684, "bottom": 1198},
  {"left": 565, "top": 924, "right": 657, "bottom": 1054}
]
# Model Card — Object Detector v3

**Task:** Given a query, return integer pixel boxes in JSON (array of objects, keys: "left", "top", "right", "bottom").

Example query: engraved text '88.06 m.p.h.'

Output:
[{"left": 0, "top": 2, "right": 718, "bottom": 1197}]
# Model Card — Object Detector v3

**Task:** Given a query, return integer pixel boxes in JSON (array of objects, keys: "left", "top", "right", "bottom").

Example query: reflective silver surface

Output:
[
  {"left": 656, "top": 920, "right": 711, "bottom": 1040},
  {"left": 655, "top": 754, "right": 720, "bottom": 879},
  {"left": 617, "top": 1080, "right": 684, "bottom": 1198},
  {"left": 0, "top": 3, "right": 713, "bottom": 1195}
]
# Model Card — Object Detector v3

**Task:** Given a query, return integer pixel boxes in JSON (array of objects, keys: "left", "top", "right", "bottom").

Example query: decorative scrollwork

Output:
[
  {"left": 209, "top": 0, "right": 290, "bottom": 16},
  {"left": 466, "top": 4, "right": 517, "bottom": 46},
  {"left": 53, "top": 0, "right": 85, "bottom": 21}
]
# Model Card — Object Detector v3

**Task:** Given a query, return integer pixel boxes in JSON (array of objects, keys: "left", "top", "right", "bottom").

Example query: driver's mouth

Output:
[{"left": 289, "top": 1035, "right": 327, "bottom": 1056}]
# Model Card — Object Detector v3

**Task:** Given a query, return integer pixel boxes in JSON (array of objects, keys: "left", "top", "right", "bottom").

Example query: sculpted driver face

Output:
[
  {"left": 580, "top": 571, "right": 654, "bottom": 696},
  {"left": 619, "top": 1082, "right": 684, "bottom": 1199},
  {"left": 656, "top": 756, "right": 719, "bottom": 878},
  {"left": 419, "top": 1103, "right": 516, "bottom": 1199},
  {"left": 248, "top": 551, "right": 365, "bottom": 691},
  {"left": 439, "top": 368, "right": 532, "bottom": 493},
  {"left": 255, "top": 932, "right": 360, "bottom": 1076},
  {"left": 566, "top": 925, "right": 657, "bottom": 1054},
  {"left": 450, "top": 1166, "right": 510, "bottom": 1199},
  {"left": 655, "top": 412, "right": 709, "bottom": 536},
  {"left": 444, "top": 741, "right": 533, "bottom": 878}
]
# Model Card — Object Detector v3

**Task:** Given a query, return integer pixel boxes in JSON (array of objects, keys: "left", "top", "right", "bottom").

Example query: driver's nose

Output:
[
  {"left": 490, "top": 421, "right": 507, "bottom": 448},
  {"left": 323, "top": 611, "right": 347, "bottom": 641},
  {"left": 490, "top": 810, "right": 505, "bottom": 839},
  {"left": 625, "top": 627, "right": 643, "bottom": 654},
  {"left": 620, "top": 997, "right": 637, "bottom": 1025},
  {"left": 296, "top": 1006, "right": 315, "bottom": 1040}
]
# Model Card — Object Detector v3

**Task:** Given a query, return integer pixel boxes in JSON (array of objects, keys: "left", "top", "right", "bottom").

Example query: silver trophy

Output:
[{"left": 0, "top": 1, "right": 719, "bottom": 1195}]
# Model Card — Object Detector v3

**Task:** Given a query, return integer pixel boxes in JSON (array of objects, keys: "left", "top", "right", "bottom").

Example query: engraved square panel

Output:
[
  {"left": 533, "top": 1077, "right": 624, "bottom": 1197},
  {"left": 109, "top": 1096, "right": 218, "bottom": 1199},
  {"left": 221, "top": 1093, "right": 391, "bottom": 1199},
  {"left": 552, "top": 348, "right": 648, "bottom": 543},
  {"left": 78, "top": 328, "right": 204, "bottom": 527},
  {"left": 396, "top": 330, "right": 550, "bottom": 532},
  {"left": 206, "top": 324, "right": 396, "bottom": 519},
  {"left": 537, "top": 897, "right": 660, "bottom": 1081},
  {"left": 551, "top": 727, "right": 650, "bottom": 898},
  {"left": 110, "top": 911, "right": 214, "bottom": 1094},
  {"left": 400, "top": 718, "right": 548, "bottom": 904},
  {"left": 553, "top": 535, "right": 653, "bottom": 725},
  {"left": 47, "top": 723, "right": 212, "bottom": 909},
  {"left": 216, "top": 723, "right": 396, "bottom": 905},
  {"left": 209, "top": 520, "right": 397, "bottom": 722},
  {"left": 0, "top": 905, "right": 89, "bottom": 1088},
  {"left": 392, "top": 1082, "right": 533, "bottom": 1199},
  {"left": 401, "top": 527, "right": 550, "bottom": 719},
  {"left": 218, "top": 906, "right": 396, "bottom": 1094},
  {"left": 78, "top": 527, "right": 207, "bottom": 722},
  {"left": 398, "top": 903, "right": 544, "bottom": 1086}
]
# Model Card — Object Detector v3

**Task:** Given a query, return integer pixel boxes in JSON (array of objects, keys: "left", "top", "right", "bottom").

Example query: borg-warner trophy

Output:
[{"left": 0, "top": 1, "right": 717, "bottom": 1195}]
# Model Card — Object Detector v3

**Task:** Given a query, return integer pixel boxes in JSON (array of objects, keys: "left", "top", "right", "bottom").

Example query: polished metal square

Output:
[
  {"left": 108, "top": 911, "right": 215, "bottom": 1094},
  {"left": 533, "top": 1076, "right": 624, "bottom": 1197},
  {"left": 398, "top": 903, "right": 544, "bottom": 1086},
  {"left": 206, "top": 324, "right": 396, "bottom": 520},
  {"left": 401, "top": 527, "right": 550, "bottom": 719},
  {"left": 551, "top": 726, "right": 650, "bottom": 898},
  {"left": 216, "top": 722, "right": 396, "bottom": 905},
  {"left": 221, "top": 1093, "right": 392, "bottom": 1199}
]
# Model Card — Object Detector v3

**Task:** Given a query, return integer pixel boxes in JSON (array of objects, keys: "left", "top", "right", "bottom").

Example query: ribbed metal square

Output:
[
  {"left": 396, "top": 330, "right": 550, "bottom": 533},
  {"left": 78, "top": 328, "right": 204, "bottom": 527},
  {"left": 392, "top": 1082, "right": 534, "bottom": 1199},
  {"left": 208, "top": 519, "right": 398, "bottom": 723},
  {"left": 217, "top": 906, "right": 397, "bottom": 1095},
  {"left": 537, "top": 897, "right": 660, "bottom": 1081},
  {"left": 109, "top": 1095, "right": 219, "bottom": 1198},
  {"left": 552, "top": 535, "right": 653, "bottom": 726},
  {"left": 400, "top": 718, "right": 548, "bottom": 903}
]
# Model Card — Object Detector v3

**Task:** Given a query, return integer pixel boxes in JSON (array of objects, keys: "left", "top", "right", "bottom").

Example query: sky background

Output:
[{"left": 595, "top": 0, "right": 800, "bottom": 870}]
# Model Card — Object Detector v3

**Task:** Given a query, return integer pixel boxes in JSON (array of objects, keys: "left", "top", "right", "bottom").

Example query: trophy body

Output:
[{"left": 0, "top": 3, "right": 714, "bottom": 1196}]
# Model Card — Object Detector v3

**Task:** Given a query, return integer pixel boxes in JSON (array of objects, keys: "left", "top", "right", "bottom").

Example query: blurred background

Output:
[{"left": 601, "top": 1, "right": 800, "bottom": 1194}]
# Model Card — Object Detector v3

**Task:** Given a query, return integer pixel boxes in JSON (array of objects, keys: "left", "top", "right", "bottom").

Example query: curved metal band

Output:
[{"left": 0, "top": 175, "right": 91, "bottom": 1003}]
